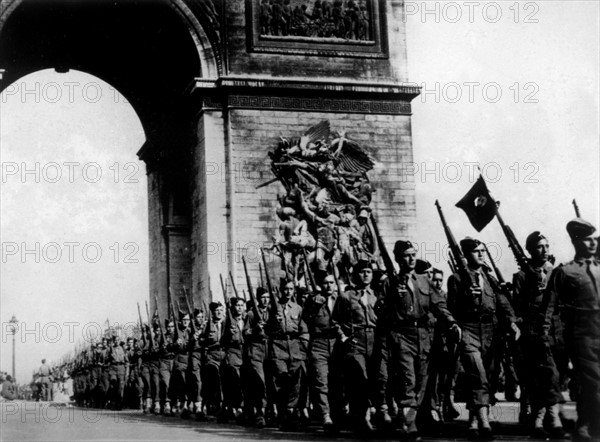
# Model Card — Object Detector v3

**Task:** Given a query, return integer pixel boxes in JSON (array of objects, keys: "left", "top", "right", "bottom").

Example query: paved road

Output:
[{"left": 0, "top": 401, "right": 578, "bottom": 442}]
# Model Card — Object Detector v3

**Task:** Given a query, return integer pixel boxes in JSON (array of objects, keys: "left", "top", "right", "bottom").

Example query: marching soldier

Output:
[
  {"left": 202, "top": 301, "right": 227, "bottom": 415},
  {"left": 302, "top": 271, "right": 345, "bottom": 433},
  {"left": 382, "top": 241, "right": 457, "bottom": 440},
  {"left": 220, "top": 297, "right": 247, "bottom": 422},
  {"left": 243, "top": 287, "right": 271, "bottom": 427},
  {"left": 265, "top": 279, "right": 309, "bottom": 430},
  {"left": 159, "top": 319, "right": 177, "bottom": 415},
  {"left": 98, "top": 338, "right": 111, "bottom": 408},
  {"left": 338, "top": 259, "right": 389, "bottom": 433},
  {"left": 171, "top": 312, "right": 191, "bottom": 416},
  {"left": 187, "top": 308, "right": 207, "bottom": 419},
  {"left": 545, "top": 219, "right": 599, "bottom": 441},
  {"left": 447, "top": 237, "right": 519, "bottom": 438},
  {"left": 125, "top": 337, "right": 142, "bottom": 410},
  {"left": 107, "top": 336, "right": 128, "bottom": 410},
  {"left": 148, "top": 321, "right": 162, "bottom": 414},
  {"left": 512, "top": 231, "right": 566, "bottom": 438}
]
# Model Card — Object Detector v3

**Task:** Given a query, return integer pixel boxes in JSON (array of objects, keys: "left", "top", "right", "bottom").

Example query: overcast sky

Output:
[{"left": 1, "top": 1, "right": 598, "bottom": 383}]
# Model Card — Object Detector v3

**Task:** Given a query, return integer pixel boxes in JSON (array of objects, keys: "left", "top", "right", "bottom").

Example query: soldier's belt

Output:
[
  {"left": 310, "top": 332, "right": 338, "bottom": 339},
  {"left": 391, "top": 317, "right": 430, "bottom": 329},
  {"left": 271, "top": 332, "right": 301, "bottom": 339}
]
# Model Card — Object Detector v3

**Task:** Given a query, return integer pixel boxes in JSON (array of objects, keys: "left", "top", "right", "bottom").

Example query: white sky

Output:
[{"left": 1, "top": 1, "right": 599, "bottom": 383}]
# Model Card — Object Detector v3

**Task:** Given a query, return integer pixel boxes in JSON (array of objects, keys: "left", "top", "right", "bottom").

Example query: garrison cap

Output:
[
  {"left": 566, "top": 218, "right": 597, "bottom": 240},
  {"left": 525, "top": 231, "right": 547, "bottom": 253},
  {"left": 393, "top": 240, "right": 415, "bottom": 256},
  {"left": 415, "top": 259, "right": 433, "bottom": 274},
  {"left": 179, "top": 311, "right": 190, "bottom": 321},
  {"left": 460, "top": 237, "right": 483, "bottom": 255},
  {"left": 354, "top": 259, "right": 373, "bottom": 273},
  {"left": 193, "top": 308, "right": 203, "bottom": 316},
  {"left": 209, "top": 301, "right": 223, "bottom": 311}
]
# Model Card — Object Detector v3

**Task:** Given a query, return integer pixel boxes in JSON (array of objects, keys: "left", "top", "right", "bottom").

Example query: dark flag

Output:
[{"left": 455, "top": 175, "right": 497, "bottom": 232}]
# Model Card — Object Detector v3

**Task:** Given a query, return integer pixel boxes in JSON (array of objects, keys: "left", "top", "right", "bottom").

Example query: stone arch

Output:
[{"left": 0, "top": 0, "right": 223, "bottom": 316}]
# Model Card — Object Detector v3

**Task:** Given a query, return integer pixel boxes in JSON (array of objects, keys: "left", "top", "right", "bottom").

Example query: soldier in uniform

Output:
[
  {"left": 159, "top": 319, "right": 177, "bottom": 415},
  {"left": 512, "top": 232, "right": 566, "bottom": 438},
  {"left": 243, "top": 287, "right": 271, "bottom": 427},
  {"left": 38, "top": 358, "right": 52, "bottom": 402},
  {"left": 266, "top": 279, "right": 309, "bottom": 430},
  {"left": 171, "top": 312, "right": 191, "bottom": 416},
  {"left": 338, "top": 259, "right": 389, "bottom": 433},
  {"left": 545, "top": 219, "right": 599, "bottom": 441},
  {"left": 187, "top": 307, "right": 206, "bottom": 419},
  {"left": 125, "top": 337, "right": 142, "bottom": 410},
  {"left": 302, "top": 271, "right": 345, "bottom": 433},
  {"left": 202, "top": 301, "right": 227, "bottom": 416},
  {"left": 98, "top": 338, "right": 111, "bottom": 408},
  {"left": 220, "top": 297, "right": 247, "bottom": 422},
  {"left": 447, "top": 237, "right": 519, "bottom": 438},
  {"left": 382, "top": 241, "right": 457, "bottom": 440},
  {"left": 107, "top": 336, "right": 128, "bottom": 410},
  {"left": 148, "top": 321, "right": 162, "bottom": 414},
  {"left": 139, "top": 326, "right": 153, "bottom": 413}
]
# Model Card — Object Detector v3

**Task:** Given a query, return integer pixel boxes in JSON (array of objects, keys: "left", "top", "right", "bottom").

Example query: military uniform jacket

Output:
[
  {"left": 302, "top": 293, "right": 344, "bottom": 339},
  {"left": 338, "top": 286, "right": 382, "bottom": 355},
  {"left": 447, "top": 267, "right": 515, "bottom": 325},
  {"left": 544, "top": 257, "right": 600, "bottom": 336},
  {"left": 222, "top": 314, "right": 246, "bottom": 366},
  {"left": 244, "top": 308, "right": 270, "bottom": 362},
  {"left": 512, "top": 261, "right": 557, "bottom": 338},
  {"left": 109, "top": 345, "right": 127, "bottom": 365},
  {"left": 202, "top": 319, "right": 226, "bottom": 366},
  {"left": 266, "top": 300, "right": 309, "bottom": 361},
  {"left": 383, "top": 272, "right": 454, "bottom": 330}
]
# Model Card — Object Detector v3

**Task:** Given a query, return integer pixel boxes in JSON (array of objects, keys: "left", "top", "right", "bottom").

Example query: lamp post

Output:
[{"left": 8, "top": 315, "right": 18, "bottom": 379}]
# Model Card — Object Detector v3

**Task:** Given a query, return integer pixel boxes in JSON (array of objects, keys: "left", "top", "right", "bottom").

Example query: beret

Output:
[
  {"left": 566, "top": 218, "right": 596, "bottom": 240},
  {"left": 393, "top": 240, "right": 415, "bottom": 256},
  {"left": 460, "top": 237, "right": 483, "bottom": 255},
  {"left": 525, "top": 231, "right": 547, "bottom": 252}
]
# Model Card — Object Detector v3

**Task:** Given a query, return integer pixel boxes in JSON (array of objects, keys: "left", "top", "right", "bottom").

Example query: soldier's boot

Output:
[
  {"left": 531, "top": 407, "right": 547, "bottom": 438},
  {"left": 322, "top": 413, "right": 335, "bottom": 434},
  {"left": 405, "top": 407, "right": 421, "bottom": 441},
  {"left": 153, "top": 402, "right": 160, "bottom": 415},
  {"left": 255, "top": 408, "right": 266, "bottom": 428},
  {"left": 353, "top": 409, "right": 374, "bottom": 436},
  {"left": 164, "top": 402, "right": 172, "bottom": 416},
  {"left": 395, "top": 407, "right": 410, "bottom": 433},
  {"left": 477, "top": 405, "right": 493, "bottom": 439},
  {"left": 468, "top": 409, "right": 479, "bottom": 439},
  {"left": 546, "top": 404, "right": 567, "bottom": 439},
  {"left": 374, "top": 405, "right": 393, "bottom": 431},
  {"left": 519, "top": 401, "right": 531, "bottom": 427}
]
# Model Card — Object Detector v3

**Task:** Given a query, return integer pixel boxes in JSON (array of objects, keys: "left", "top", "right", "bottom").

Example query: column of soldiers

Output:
[{"left": 61, "top": 217, "right": 598, "bottom": 441}]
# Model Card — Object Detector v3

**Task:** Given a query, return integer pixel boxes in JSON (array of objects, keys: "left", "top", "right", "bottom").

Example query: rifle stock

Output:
[
  {"left": 154, "top": 295, "right": 165, "bottom": 346},
  {"left": 182, "top": 286, "right": 196, "bottom": 335},
  {"left": 370, "top": 214, "right": 396, "bottom": 277},
  {"left": 242, "top": 256, "right": 261, "bottom": 317},
  {"left": 137, "top": 303, "right": 146, "bottom": 347},
  {"left": 435, "top": 200, "right": 477, "bottom": 287},
  {"left": 145, "top": 300, "right": 155, "bottom": 350}
]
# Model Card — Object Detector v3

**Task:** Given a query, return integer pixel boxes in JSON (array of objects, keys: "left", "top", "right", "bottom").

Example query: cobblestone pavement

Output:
[{"left": 0, "top": 401, "right": 579, "bottom": 442}]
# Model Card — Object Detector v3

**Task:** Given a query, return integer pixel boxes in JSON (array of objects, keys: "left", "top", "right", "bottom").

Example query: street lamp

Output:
[{"left": 8, "top": 315, "right": 18, "bottom": 379}]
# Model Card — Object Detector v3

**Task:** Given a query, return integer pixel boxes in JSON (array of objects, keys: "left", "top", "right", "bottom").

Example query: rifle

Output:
[
  {"left": 494, "top": 201, "right": 536, "bottom": 275},
  {"left": 330, "top": 256, "right": 343, "bottom": 296},
  {"left": 168, "top": 288, "right": 179, "bottom": 342},
  {"left": 484, "top": 244, "right": 505, "bottom": 284},
  {"left": 154, "top": 295, "right": 166, "bottom": 346},
  {"left": 435, "top": 200, "right": 477, "bottom": 287},
  {"left": 448, "top": 250, "right": 458, "bottom": 274},
  {"left": 182, "top": 286, "right": 196, "bottom": 335},
  {"left": 145, "top": 300, "right": 155, "bottom": 350},
  {"left": 572, "top": 199, "right": 581, "bottom": 217},
  {"left": 242, "top": 256, "right": 261, "bottom": 317},
  {"left": 259, "top": 263, "right": 265, "bottom": 289},
  {"left": 261, "top": 248, "right": 280, "bottom": 316},
  {"left": 137, "top": 302, "right": 147, "bottom": 347},
  {"left": 229, "top": 272, "right": 240, "bottom": 300},
  {"left": 370, "top": 214, "right": 396, "bottom": 277},
  {"left": 220, "top": 274, "right": 235, "bottom": 324},
  {"left": 302, "top": 248, "right": 318, "bottom": 293}
]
